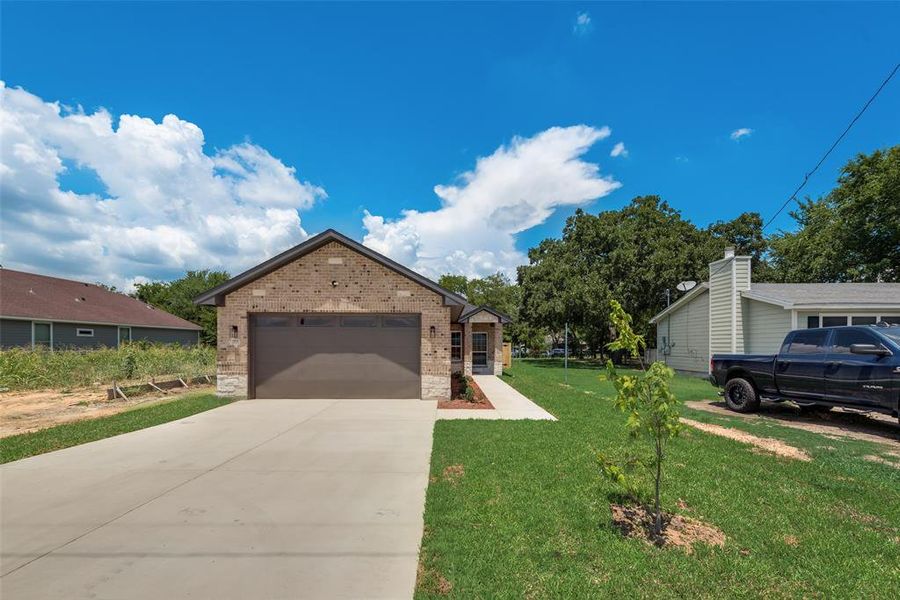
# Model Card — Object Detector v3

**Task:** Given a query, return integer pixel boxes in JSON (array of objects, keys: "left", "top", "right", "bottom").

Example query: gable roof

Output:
[
  {"left": 648, "top": 283, "right": 709, "bottom": 324},
  {"left": 742, "top": 283, "right": 900, "bottom": 309},
  {"left": 458, "top": 303, "right": 513, "bottom": 324},
  {"left": 0, "top": 269, "right": 202, "bottom": 330},
  {"left": 194, "top": 229, "right": 469, "bottom": 308},
  {"left": 649, "top": 281, "right": 900, "bottom": 325}
]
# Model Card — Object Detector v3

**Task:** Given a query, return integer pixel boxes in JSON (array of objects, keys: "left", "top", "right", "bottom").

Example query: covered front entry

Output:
[{"left": 250, "top": 313, "right": 421, "bottom": 399}]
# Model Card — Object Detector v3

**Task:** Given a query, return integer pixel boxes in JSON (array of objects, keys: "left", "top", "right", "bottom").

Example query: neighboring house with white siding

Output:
[{"left": 649, "top": 248, "right": 900, "bottom": 375}]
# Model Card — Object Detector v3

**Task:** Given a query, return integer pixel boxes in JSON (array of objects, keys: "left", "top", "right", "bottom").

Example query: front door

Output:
[
  {"left": 118, "top": 326, "right": 131, "bottom": 347},
  {"left": 774, "top": 328, "right": 829, "bottom": 400},
  {"left": 472, "top": 332, "right": 490, "bottom": 374},
  {"left": 826, "top": 328, "right": 894, "bottom": 409}
]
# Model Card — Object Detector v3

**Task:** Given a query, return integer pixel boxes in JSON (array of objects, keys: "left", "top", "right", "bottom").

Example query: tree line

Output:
[{"left": 133, "top": 146, "right": 897, "bottom": 348}]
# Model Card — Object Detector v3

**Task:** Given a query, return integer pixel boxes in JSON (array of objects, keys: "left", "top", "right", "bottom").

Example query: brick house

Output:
[{"left": 194, "top": 229, "right": 510, "bottom": 400}]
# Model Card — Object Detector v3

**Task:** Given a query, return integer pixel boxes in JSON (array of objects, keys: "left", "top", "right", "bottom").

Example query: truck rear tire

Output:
[{"left": 724, "top": 378, "right": 760, "bottom": 413}]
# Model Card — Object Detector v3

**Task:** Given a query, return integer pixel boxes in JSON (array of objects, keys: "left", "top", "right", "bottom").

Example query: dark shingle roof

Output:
[{"left": 0, "top": 269, "right": 201, "bottom": 330}]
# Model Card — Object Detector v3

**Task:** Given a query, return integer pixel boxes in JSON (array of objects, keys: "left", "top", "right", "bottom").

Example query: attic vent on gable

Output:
[{"left": 327, "top": 257, "right": 344, "bottom": 265}]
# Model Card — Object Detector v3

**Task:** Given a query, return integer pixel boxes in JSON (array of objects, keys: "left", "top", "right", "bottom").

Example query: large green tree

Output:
[
  {"left": 134, "top": 270, "right": 230, "bottom": 344},
  {"left": 519, "top": 196, "right": 765, "bottom": 353},
  {"left": 768, "top": 146, "right": 900, "bottom": 282}
]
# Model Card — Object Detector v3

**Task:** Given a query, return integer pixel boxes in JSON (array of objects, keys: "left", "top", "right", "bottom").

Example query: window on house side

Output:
[
  {"left": 76, "top": 328, "right": 94, "bottom": 337},
  {"left": 451, "top": 331, "right": 462, "bottom": 360}
]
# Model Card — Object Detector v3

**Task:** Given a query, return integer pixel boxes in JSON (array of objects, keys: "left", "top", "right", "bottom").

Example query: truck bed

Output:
[{"left": 709, "top": 354, "right": 777, "bottom": 394}]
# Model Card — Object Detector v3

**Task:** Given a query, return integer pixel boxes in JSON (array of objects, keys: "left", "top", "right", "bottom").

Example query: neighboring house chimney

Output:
[{"left": 709, "top": 248, "right": 751, "bottom": 355}]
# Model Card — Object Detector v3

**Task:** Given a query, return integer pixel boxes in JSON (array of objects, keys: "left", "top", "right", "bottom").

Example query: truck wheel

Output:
[{"left": 724, "top": 378, "right": 760, "bottom": 413}]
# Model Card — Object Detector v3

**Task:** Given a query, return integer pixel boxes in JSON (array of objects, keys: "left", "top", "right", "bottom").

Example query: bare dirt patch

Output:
[
  {"left": 438, "top": 375, "right": 494, "bottom": 410},
  {"left": 441, "top": 464, "right": 466, "bottom": 484},
  {"left": 783, "top": 534, "right": 800, "bottom": 547},
  {"left": 0, "top": 384, "right": 214, "bottom": 438},
  {"left": 610, "top": 504, "right": 725, "bottom": 554},
  {"left": 681, "top": 417, "right": 812, "bottom": 461},
  {"left": 416, "top": 557, "right": 452, "bottom": 596},
  {"left": 863, "top": 454, "right": 900, "bottom": 469},
  {"left": 685, "top": 400, "right": 899, "bottom": 449}
]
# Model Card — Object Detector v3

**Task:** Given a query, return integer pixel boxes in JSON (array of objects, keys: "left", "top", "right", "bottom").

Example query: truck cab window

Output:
[
  {"left": 787, "top": 330, "right": 829, "bottom": 354},
  {"left": 832, "top": 329, "right": 880, "bottom": 354}
]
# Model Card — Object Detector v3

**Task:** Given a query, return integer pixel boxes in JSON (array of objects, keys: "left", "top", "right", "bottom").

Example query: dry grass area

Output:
[
  {"left": 684, "top": 400, "right": 899, "bottom": 448},
  {"left": 0, "top": 384, "right": 215, "bottom": 438},
  {"left": 681, "top": 417, "right": 813, "bottom": 461}
]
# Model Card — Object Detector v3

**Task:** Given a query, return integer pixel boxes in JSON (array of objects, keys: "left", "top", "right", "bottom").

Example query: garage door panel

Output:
[{"left": 251, "top": 314, "right": 421, "bottom": 399}]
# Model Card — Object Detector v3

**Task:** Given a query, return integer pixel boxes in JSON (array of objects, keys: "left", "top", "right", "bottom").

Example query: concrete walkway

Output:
[
  {"left": 436, "top": 375, "right": 556, "bottom": 421},
  {"left": 1, "top": 399, "right": 436, "bottom": 599}
]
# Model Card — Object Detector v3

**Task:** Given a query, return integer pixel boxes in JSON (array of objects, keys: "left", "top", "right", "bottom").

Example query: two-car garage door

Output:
[{"left": 250, "top": 313, "right": 421, "bottom": 399}]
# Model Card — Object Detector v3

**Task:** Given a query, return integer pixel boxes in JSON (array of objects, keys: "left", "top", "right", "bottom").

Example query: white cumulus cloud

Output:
[
  {"left": 730, "top": 127, "right": 753, "bottom": 141},
  {"left": 573, "top": 12, "right": 592, "bottom": 35},
  {"left": 610, "top": 142, "right": 628, "bottom": 158},
  {"left": 0, "top": 82, "right": 325, "bottom": 289},
  {"left": 362, "top": 125, "right": 620, "bottom": 279}
]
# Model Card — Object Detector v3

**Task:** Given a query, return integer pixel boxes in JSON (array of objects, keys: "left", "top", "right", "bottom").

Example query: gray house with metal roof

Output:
[{"left": 649, "top": 249, "right": 900, "bottom": 374}]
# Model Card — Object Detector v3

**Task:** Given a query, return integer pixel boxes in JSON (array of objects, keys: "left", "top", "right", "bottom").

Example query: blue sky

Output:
[{"left": 2, "top": 2, "right": 898, "bottom": 287}]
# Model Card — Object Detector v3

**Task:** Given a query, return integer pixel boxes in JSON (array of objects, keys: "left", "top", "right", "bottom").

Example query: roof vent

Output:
[{"left": 723, "top": 247, "right": 735, "bottom": 259}]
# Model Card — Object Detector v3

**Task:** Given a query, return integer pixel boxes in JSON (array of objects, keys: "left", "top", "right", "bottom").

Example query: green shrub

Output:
[{"left": 0, "top": 344, "right": 216, "bottom": 391}]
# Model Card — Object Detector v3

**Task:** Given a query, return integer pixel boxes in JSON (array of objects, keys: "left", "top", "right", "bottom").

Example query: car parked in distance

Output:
[
  {"left": 709, "top": 324, "right": 900, "bottom": 421},
  {"left": 548, "top": 347, "right": 567, "bottom": 358}
]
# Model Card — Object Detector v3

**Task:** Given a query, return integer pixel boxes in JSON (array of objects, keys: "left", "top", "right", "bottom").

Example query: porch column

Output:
[
  {"left": 493, "top": 323, "right": 503, "bottom": 375},
  {"left": 463, "top": 321, "right": 473, "bottom": 376}
]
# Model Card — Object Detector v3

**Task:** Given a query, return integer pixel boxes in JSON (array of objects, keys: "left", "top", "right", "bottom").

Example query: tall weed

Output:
[{"left": 0, "top": 343, "right": 216, "bottom": 391}]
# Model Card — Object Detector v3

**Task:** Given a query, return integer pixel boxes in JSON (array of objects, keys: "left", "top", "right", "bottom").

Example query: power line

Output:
[
  {"left": 703, "top": 61, "right": 900, "bottom": 283},
  {"left": 761, "top": 61, "right": 900, "bottom": 232}
]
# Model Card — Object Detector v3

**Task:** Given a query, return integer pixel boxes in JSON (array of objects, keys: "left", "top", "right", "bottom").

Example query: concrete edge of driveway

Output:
[{"left": 436, "top": 375, "right": 556, "bottom": 421}]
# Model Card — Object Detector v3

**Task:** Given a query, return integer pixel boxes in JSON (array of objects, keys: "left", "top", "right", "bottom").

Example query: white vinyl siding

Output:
[
  {"left": 708, "top": 258, "right": 735, "bottom": 356},
  {"left": 742, "top": 298, "right": 792, "bottom": 354},
  {"left": 657, "top": 290, "right": 709, "bottom": 374},
  {"left": 733, "top": 257, "right": 751, "bottom": 351}
]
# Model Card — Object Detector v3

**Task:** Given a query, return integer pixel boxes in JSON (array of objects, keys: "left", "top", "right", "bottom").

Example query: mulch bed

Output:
[{"left": 438, "top": 375, "right": 494, "bottom": 410}]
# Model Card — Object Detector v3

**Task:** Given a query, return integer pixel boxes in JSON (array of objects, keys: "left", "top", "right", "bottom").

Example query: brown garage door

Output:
[{"left": 250, "top": 313, "right": 421, "bottom": 399}]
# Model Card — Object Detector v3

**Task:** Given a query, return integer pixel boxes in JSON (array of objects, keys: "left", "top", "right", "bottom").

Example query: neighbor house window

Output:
[
  {"left": 806, "top": 316, "right": 820, "bottom": 328},
  {"left": 851, "top": 316, "right": 877, "bottom": 325},
  {"left": 451, "top": 331, "right": 462, "bottom": 360},
  {"left": 76, "top": 328, "right": 94, "bottom": 337},
  {"left": 821, "top": 316, "right": 849, "bottom": 328},
  {"left": 882, "top": 316, "right": 900, "bottom": 325},
  {"left": 32, "top": 322, "right": 52, "bottom": 349}
]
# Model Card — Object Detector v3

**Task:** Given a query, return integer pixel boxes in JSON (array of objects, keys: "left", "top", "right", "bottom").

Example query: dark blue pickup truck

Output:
[{"left": 709, "top": 324, "right": 900, "bottom": 421}]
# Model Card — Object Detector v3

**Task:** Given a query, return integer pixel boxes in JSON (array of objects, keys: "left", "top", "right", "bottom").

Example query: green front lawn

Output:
[
  {"left": 418, "top": 359, "right": 899, "bottom": 599},
  {"left": 1, "top": 392, "right": 234, "bottom": 464}
]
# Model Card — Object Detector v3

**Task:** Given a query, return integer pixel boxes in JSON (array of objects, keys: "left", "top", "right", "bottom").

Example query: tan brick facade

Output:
[{"left": 216, "top": 241, "right": 451, "bottom": 399}]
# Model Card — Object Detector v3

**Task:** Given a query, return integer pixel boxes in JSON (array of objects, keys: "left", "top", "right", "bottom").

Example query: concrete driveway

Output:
[{"left": 1, "top": 399, "right": 436, "bottom": 599}]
